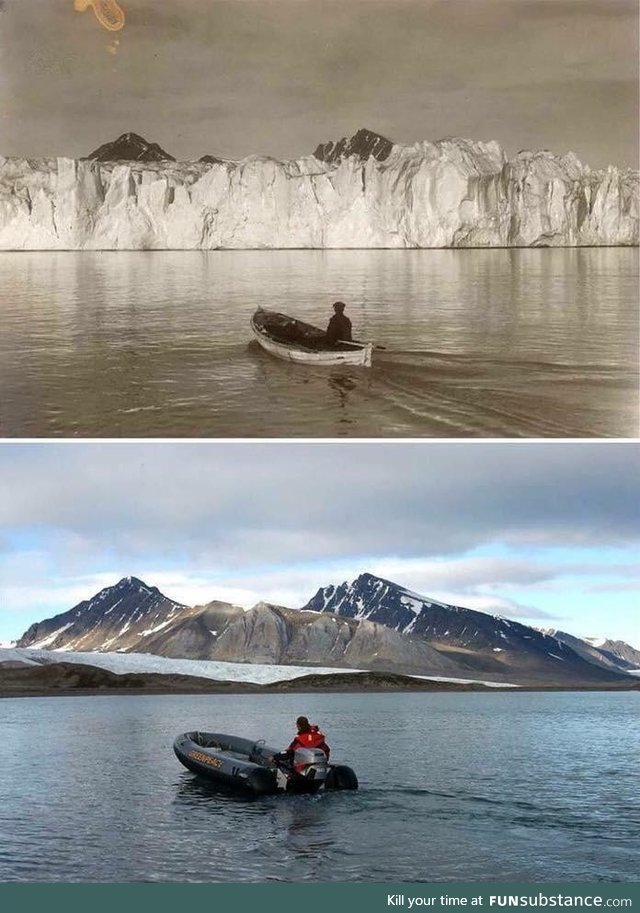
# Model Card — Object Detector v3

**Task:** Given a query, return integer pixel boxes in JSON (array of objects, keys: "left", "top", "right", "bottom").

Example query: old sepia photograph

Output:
[{"left": 0, "top": 0, "right": 637, "bottom": 437}]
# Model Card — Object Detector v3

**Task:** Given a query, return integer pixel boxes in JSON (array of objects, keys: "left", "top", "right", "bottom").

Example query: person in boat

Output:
[
  {"left": 325, "top": 302, "right": 352, "bottom": 344},
  {"left": 274, "top": 716, "right": 331, "bottom": 772}
]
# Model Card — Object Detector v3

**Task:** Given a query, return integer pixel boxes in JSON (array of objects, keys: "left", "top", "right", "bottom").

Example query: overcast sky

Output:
[
  {"left": 0, "top": 0, "right": 637, "bottom": 167},
  {"left": 0, "top": 441, "right": 638, "bottom": 647}
]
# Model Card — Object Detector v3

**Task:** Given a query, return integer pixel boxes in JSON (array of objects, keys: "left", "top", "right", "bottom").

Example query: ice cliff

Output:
[{"left": 0, "top": 132, "right": 637, "bottom": 249}]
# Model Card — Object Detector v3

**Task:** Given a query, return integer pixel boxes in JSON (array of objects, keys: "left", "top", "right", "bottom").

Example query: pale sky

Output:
[
  {"left": 0, "top": 0, "right": 637, "bottom": 168},
  {"left": 0, "top": 441, "right": 638, "bottom": 648}
]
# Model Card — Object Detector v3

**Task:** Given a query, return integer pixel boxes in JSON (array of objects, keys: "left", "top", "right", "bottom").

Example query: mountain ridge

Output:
[
  {"left": 14, "top": 575, "right": 636, "bottom": 687},
  {"left": 303, "top": 572, "right": 635, "bottom": 684},
  {"left": 17, "top": 576, "right": 188, "bottom": 652}
]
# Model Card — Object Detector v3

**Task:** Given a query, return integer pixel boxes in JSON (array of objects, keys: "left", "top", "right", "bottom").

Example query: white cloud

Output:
[
  {"left": 1, "top": 442, "right": 638, "bottom": 642},
  {"left": 1, "top": 443, "right": 638, "bottom": 571},
  {"left": 3, "top": 550, "right": 629, "bottom": 638}
]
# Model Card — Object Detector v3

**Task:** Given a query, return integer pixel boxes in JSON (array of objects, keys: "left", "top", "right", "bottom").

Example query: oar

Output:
[{"left": 336, "top": 339, "right": 387, "bottom": 351}]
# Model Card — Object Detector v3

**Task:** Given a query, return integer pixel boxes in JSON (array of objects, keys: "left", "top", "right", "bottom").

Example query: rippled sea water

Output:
[
  {"left": 0, "top": 249, "right": 637, "bottom": 437},
  {"left": 0, "top": 691, "right": 638, "bottom": 882}
]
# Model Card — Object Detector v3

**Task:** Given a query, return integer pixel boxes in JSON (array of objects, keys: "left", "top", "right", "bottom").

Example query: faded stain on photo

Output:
[{"left": 74, "top": 0, "right": 125, "bottom": 32}]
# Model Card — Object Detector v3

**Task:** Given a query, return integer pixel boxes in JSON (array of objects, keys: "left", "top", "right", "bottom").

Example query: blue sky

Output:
[{"left": 0, "top": 441, "right": 638, "bottom": 648}]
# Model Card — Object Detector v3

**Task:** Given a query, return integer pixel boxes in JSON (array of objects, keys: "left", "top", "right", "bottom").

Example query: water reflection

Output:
[
  {"left": 328, "top": 372, "right": 358, "bottom": 422},
  {"left": 0, "top": 249, "right": 637, "bottom": 437},
  {"left": 1, "top": 692, "right": 639, "bottom": 882}
]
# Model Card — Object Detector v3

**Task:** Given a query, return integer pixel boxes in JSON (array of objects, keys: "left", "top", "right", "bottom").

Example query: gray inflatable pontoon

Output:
[{"left": 173, "top": 731, "right": 358, "bottom": 796}]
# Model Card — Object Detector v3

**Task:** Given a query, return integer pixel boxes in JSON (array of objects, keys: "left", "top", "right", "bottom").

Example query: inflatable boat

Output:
[{"left": 173, "top": 731, "right": 359, "bottom": 796}]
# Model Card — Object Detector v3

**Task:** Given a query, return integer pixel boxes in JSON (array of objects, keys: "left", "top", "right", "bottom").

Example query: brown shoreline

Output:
[{"left": 1, "top": 664, "right": 637, "bottom": 699}]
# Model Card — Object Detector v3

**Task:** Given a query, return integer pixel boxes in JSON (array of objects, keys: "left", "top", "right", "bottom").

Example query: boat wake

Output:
[{"left": 355, "top": 350, "right": 634, "bottom": 437}]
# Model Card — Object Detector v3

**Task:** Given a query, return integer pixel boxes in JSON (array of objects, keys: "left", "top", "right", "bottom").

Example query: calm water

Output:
[
  {"left": 0, "top": 691, "right": 638, "bottom": 883},
  {"left": 0, "top": 249, "right": 637, "bottom": 437}
]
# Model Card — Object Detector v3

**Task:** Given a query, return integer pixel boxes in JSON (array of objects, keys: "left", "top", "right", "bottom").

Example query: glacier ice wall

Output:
[{"left": 0, "top": 138, "right": 637, "bottom": 249}]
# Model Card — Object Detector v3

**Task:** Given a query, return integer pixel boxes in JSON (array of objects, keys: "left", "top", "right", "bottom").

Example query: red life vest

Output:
[
  {"left": 289, "top": 725, "right": 330, "bottom": 769},
  {"left": 293, "top": 728, "right": 327, "bottom": 752}
]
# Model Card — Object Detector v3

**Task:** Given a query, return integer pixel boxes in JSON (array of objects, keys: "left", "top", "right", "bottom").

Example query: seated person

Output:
[
  {"left": 326, "top": 302, "right": 352, "bottom": 344},
  {"left": 274, "top": 716, "right": 331, "bottom": 773}
]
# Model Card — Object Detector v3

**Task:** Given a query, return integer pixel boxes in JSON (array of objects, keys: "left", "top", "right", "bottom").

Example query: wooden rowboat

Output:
[{"left": 250, "top": 308, "right": 373, "bottom": 367}]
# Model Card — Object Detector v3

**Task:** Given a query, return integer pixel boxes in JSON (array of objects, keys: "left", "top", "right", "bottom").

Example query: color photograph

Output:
[{"left": 0, "top": 442, "right": 638, "bottom": 883}]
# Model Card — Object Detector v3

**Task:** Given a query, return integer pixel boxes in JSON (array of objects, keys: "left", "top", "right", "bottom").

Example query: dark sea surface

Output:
[
  {"left": 0, "top": 249, "right": 637, "bottom": 437},
  {"left": 0, "top": 691, "right": 638, "bottom": 883}
]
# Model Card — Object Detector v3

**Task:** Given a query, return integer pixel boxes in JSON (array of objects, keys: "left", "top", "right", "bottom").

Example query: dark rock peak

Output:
[
  {"left": 88, "top": 576, "right": 157, "bottom": 602},
  {"left": 16, "top": 575, "right": 188, "bottom": 650},
  {"left": 353, "top": 571, "right": 415, "bottom": 593},
  {"left": 303, "top": 572, "right": 579, "bottom": 658},
  {"left": 307, "top": 572, "right": 443, "bottom": 612},
  {"left": 313, "top": 128, "right": 394, "bottom": 165},
  {"left": 198, "top": 154, "right": 224, "bottom": 165},
  {"left": 115, "top": 575, "right": 154, "bottom": 591},
  {"left": 87, "top": 133, "right": 176, "bottom": 163}
]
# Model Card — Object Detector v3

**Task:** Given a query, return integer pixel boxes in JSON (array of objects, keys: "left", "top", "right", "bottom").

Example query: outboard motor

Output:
[
  {"left": 293, "top": 747, "right": 329, "bottom": 785},
  {"left": 273, "top": 747, "right": 329, "bottom": 793}
]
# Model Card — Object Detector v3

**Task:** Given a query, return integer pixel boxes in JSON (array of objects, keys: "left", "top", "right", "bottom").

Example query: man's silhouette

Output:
[{"left": 325, "top": 301, "right": 352, "bottom": 344}]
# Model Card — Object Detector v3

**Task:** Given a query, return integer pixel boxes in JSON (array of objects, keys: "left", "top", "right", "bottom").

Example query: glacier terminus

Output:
[{"left": 0, "top": 130, "right": 637, "bottom": 250}]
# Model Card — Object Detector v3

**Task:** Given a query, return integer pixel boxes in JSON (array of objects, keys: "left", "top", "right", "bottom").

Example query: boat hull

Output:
[
  {"left": 250, "top": 309, "right": 373, "bottom": 367},
  {"left": 173, "top": 731, "right": 359, "bottom": 795},
  {"left": 173, "top": 732, "right": 279, "bottom": 795}
]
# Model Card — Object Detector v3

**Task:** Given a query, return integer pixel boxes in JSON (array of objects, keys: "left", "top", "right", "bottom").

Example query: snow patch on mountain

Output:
[
  {"left": 139, "top": 619, "right": 175, "bottom": 637},
  {"left": 29, "top": 623, "right": 75, "bottom": 650}
]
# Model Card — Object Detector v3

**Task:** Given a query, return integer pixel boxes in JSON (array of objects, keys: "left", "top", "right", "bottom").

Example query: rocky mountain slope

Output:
[
  {"left": 17, "top": 577, "right": 188, "bottom": 652},
  {"left": 87, "top": 132, "right": 175, "bottom": 163},
  {"left": 1, "top": 129, "right": 636, "bottom": 249},
  {"left": 582, "top": 637, "right": 640, "bottom": 670},
  {"left": 14, "top": 575, "right": 636, "bottom": 686},
  {"left": 208, "top": 601, "right": 464, "bottom": 675},
  {"left": 303, "top": 573, "right": 633, "bottom": 685},
  {"left": 541, "top": 630, "right": 640, "bottom": 672},
  {"left": 15, "top": 578, "right": 468, "bottom": 677}
]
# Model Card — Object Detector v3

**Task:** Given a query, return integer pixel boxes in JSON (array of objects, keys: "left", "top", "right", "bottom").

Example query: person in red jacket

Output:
[
  {"left": 274, "top": 716, "right": 330, "bottom": 773},
  {"left": 287, "top": 716, "right": 330, "bottom": 762}
]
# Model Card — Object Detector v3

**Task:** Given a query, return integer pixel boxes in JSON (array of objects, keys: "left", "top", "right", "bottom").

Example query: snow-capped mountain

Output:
[
  {"left": 13, "top": 578, "right": 465, "bottom": 677},
  {"left": 306, "top": 572, "right": 557, "bottom": 651},
  {"left": 0, "top": 130, "right": 636, "bottom": 249},
  {"left": 13, "top": 574, "right": 635, "bottom": 685},
  {"left": 303, "top": 573, "right": 630, "bottom": 684},
  {"left": 16, "top": 577, "right": 189, "bottom": 652},
  {"left": 87, "top": 132, "right": 175, "bottom": 163}
]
